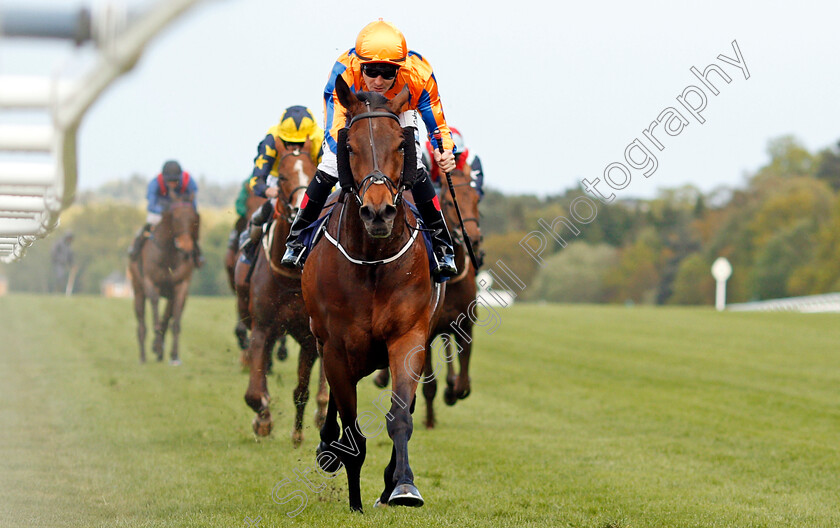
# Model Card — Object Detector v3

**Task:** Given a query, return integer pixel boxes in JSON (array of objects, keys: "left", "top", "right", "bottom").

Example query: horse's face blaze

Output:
[{"left": 277, "top": 145, "right": 316, "bottom": 211}]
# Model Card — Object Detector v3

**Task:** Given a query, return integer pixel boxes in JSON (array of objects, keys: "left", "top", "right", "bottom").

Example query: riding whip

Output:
[{"left": 433, "top": 129, "right": 480, "bottom": 272}]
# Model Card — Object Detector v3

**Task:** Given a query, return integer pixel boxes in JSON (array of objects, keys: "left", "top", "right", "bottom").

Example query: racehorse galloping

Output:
[
  {"left": 302, "top": 77, "right": 444, "bottom": 512},
  {"left": 129, "top": 193, "right": 199, "bottom": 364},
  {"left": 240, "top": 142, "right": 328, "bottom": 444},
  {"left": 373, "top": 167, "right": 482, "bottom": 428},
  {"left": 422, "top": 167, "right": 482, "bottom": 427}
]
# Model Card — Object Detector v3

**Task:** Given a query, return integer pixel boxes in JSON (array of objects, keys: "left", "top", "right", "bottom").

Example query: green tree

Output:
[
  {"left": 668, "top": 253, "right": 714, "bottom": 305},
  {"left": 528, "top": 242, "right": 617, "bottom": 303}
]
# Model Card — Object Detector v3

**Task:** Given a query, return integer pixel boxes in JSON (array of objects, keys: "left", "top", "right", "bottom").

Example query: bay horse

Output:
[
  {"left": 302, "top": 77, "right": 444, "bottom": 512},
  {"left": 129, "top": 192, "right": 199, "bottom": 365},
  {"left": 372, "top": 166, "right": 482, "bottom": 428},
  {"left": 238, "top": 141, "right": 328, "bottom": 445},
  {"left": 228, "top": 184, "right": 288, "bottom": 363}
]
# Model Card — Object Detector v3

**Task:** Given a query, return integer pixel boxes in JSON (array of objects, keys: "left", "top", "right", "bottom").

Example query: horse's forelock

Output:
[{"left": 354, "top": 91, "right": 393, "bottom": 114}]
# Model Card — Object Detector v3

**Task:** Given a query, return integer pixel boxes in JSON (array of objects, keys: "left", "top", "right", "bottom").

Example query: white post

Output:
[{"left": 711, "top": 257, "right": 733, "bottom": 312}]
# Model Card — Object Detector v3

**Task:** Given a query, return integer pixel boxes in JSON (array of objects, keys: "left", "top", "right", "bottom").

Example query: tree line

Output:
[
  {"left": 2, "top": 135, "right": 838, "bottom": 304},
  {"left": 481, "top": 135, "right": 840, "bottom": 305}
]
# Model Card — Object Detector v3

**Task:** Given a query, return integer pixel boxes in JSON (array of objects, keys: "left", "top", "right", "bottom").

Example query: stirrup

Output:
[
  {"left": 280, "top": 244, "right": 306, "bottom": 269},
  {"left": 432, "top": 247, "right": 457, "bottom": 279}
]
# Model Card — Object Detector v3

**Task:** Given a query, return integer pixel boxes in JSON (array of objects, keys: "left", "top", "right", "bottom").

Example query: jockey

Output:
[
  {"left": 129, "top": 160, "right": 202, "bottom": 266},
  {"left": 423, "top": 126, "right": 485, "bottom": 199},
  {"left": 239, "top": 105, "right": 324, "bottom": 262},
  {"left": 280, "top": 19, "right": 458, "bottom": 280}
]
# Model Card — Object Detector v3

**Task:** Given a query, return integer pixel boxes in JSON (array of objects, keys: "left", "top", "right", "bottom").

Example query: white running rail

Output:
[
  {"left": 727, "top": 293, "right": 840, "bottom": 313},
  {"left": 0, "top": 0, "right": 212, "bottom": 262}
]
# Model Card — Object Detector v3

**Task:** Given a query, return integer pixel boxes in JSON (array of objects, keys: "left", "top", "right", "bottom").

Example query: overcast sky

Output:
[{"left": 2, "top": 0, "right": 839, "bottom": 199}]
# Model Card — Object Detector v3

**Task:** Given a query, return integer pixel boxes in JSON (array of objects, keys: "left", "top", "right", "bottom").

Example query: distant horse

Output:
[
  {"left": 239, "top": 141, "right": 328, "bottom": 444},
  {"left": 372, "top": 166, "right": 482, "bottom": 428},
  {"left": 302, "top": 77, "right": 444, "bottom": 511},
  {"left": 129, "top": 193, "right": 199, "bottom": 364}
]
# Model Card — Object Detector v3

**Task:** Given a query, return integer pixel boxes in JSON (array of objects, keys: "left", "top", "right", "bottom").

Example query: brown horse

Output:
[
  {"left": 228, "top": 186, "right": 269, "bottom": 356},
  {"left": 302, "top": 78, "right": 444, "bottom": 512},
  {"left": 238, "top": 142, "right": 328, "bottom": 445},
  {"left": 373, "top": 166, "right": 483, "bottom": 428},
  {"left": 129, "top": 193, "right": 199, "bottom": 365},
  {"left": 421, "top": 167, "right": 482, "bottom": 427}
]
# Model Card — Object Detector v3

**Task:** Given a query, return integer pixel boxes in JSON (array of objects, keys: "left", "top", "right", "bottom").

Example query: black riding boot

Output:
[
  {"left": 281, "top": 170, "right": 337, "bottom": 269},
  {"left": 412, "top": 170, "right": 457, "bottom": 280},
  {"left": 238, "top": 200, "right": 274, "bottom": 263},
  {"left": 128, "top": 223, "right": 151, "bottom": 260}
]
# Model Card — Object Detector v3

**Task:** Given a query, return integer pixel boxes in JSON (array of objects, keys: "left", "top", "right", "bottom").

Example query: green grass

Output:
[{"left": 1, "top": 295, "right": 839, "bottom": 527}]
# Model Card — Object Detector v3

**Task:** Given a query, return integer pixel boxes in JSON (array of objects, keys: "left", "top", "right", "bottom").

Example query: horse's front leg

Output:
[
  {"left": 422, "top": 336, "right": 437, "bottom": 429},
  {"left": 167, "top": 281, "right": 189, "bottom": 366},
  {"left": 244, "top": 323, "right": 275, "bottom": 436},
  {"left": 322, "top": 348, "right": 365, "bottom": 512},
  {"left": 233, "top": 258, "right": 252, "bottom": 362},
  {"left": 146, "top": 280, "right": 164, "bottom": 361},
  {"left": 315, "top": 357, "right": 329, "bottom": 429},
  {"left": 290, "top": 332, "right": 318, "bottom": 447},
  {"left": 453, "top": 330, "right": 473, "bottom": 400},
  {"left": 134, "top": 295, "right": 147, "bottom": 363},
  {"left": 380, "top": 330, "right": 426, "bottom": 507}
]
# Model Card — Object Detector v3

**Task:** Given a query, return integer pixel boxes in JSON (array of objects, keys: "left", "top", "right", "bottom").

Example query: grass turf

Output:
[{"left": 1, "top": 295, "right": 838, "bottom": 527}]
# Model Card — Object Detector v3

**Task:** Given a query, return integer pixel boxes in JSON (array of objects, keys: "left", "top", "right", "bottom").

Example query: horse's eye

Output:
[
  {"left": 398, "top": 142, "right": 406, "bottom": 153},
  {"left": 347, "top": 145, "right": 354, "bottom": 155}
]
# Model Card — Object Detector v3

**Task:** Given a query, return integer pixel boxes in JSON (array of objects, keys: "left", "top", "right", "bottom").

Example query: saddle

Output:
[{"left": 297, "top": 190, "right": 446, "bottom": 281}]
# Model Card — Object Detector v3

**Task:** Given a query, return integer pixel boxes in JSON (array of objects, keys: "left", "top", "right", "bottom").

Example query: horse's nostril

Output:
[
  {"left": 359, "top": 205, "right": 375, "bottom": 222},
  {"left": 383, "top": 204, "right": 397, "bottom": 221}
]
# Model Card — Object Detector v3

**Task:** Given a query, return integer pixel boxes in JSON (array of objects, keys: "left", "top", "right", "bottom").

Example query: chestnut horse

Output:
[
  {"left": 238, "top": 142, "right": 328, "bottom": 445},
  {"left": 421, "top": 167, "right": 482, "bottom": 427},
  {"left": 225, "top": 184, "right": 265, "bottom": 351},
  {"left": 302, "top": 78, "right": 444, "bottom": 512},
  {"left": 373, "top": 166, "right": 482, "bottom": 428},
  {"left": 129, "top": 193, "right": 199, "bottom": 365}
]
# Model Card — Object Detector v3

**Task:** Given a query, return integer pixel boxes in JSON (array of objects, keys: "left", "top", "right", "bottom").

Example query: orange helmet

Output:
[{"left": 355, "top": 19, "right": 407, "bottom": 66}]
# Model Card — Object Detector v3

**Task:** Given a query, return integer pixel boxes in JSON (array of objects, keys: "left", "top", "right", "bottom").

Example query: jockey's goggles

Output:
[{"left": 362, "top": 63, "right": 399, "bottom": 80}]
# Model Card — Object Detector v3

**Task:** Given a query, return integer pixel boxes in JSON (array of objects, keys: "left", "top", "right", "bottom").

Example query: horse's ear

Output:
[
  {"left": 302, "top": 137, "right": 312, "bottom": 154},
  {"left": 335, "top": 75, "right": 362, "bottom": 117},
  {"left": 388, "top": 86, "right": 411, "bottom": 115}
]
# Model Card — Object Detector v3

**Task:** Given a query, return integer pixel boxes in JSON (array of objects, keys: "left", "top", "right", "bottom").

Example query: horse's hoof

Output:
[
  {"left": 291, "top": 430, "right": 303, "bottom": 448},
  {"left": 276, "top": 344, "right": 288, "bottom": 362},
  {"left": 170, "top": 359, "right": 182, "bottom": 367},
  {"left": 252, "top": 414, "right": 272, "bottom": 437},
  {"left": 388, "top": 483, "right": 424, "bottom": 507},
  {"left": 424, "top": 419, "right": 435, "bottom": 430},
  {"left": 458, "top": 388, "right": 471, "bottom": 400},
  {"left": 443, "top": 386, "right": 457, "bottom": 406},
  {"left": 373, "top": 498, "right": 388, "bottom": 508}
]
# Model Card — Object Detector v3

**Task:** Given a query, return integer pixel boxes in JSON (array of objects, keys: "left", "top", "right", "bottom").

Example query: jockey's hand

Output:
[
  {"left": 265, "top": 187, "right": 278, "bottom": 198},
  {"left": 434, "top": 149, "right": 456, "bottom": 174}
]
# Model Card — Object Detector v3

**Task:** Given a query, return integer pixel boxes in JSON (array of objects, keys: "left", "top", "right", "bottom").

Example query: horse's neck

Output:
[{"left": 340, "top": 197, "right": 409, "bottom": 259}]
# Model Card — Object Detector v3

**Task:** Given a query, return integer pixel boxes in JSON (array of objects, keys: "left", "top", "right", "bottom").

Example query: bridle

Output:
[
  {"left": 345, "top": 102, "right": 405, "bottom": 207},
  {"left": 440, "top": 180, "right": 481, "bottom": 247},
  {"left": 273, "top": 148, "right": 311, "bottom": 223}
]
